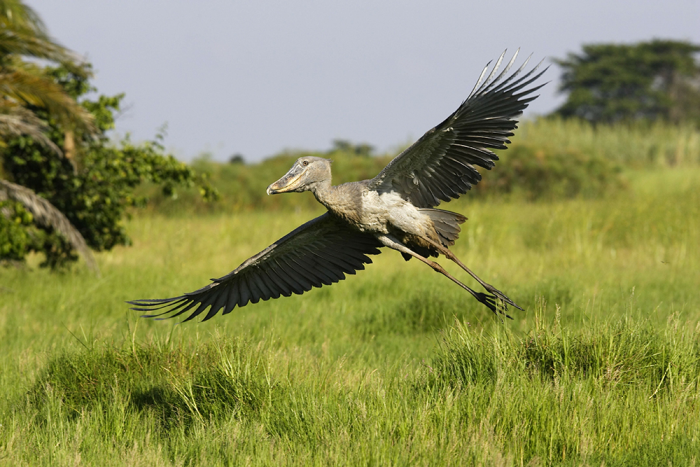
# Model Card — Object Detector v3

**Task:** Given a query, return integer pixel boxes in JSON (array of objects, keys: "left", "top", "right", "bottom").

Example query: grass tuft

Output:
[
  {"left": 435, "top": 309, "right": 700, "bottom": 391},
  {"left": 27, "top": 339, "right": 274, "bottom": 434}
]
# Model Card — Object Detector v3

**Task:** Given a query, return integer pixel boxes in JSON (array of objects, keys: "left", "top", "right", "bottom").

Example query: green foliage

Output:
[
  {"left": 141, "top": 131, "right": 632, "bottom": 215},
  {"left": 478, "top": 142, "right": 623, "bottom": 200},
  {"left": 555, "top": 39, "right": 700, "bottom": 125},
  {"left": 139, "top": 115, "right": 700, "bottom": 217},
  {"left": 1, "top": 66, "right": 217, "bottom": 269},
  {"left": 0, "top": 199, "right": 32, "bottom": 260},
  {"left": 329, "top": 139, "right": 375, "bottom": 157},
  {"left": 0, "top": 0, "right": 86, "bottom": 76},
  {"left": 1, "top": 0, "right": 94, "bottom": 154},
  {"left": 135, "top": 115, "right": 700, "bottom": 217}
]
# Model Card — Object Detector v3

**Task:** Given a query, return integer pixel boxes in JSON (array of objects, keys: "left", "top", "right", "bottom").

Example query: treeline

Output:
[{"left": 138, "top": 117, "right": 700, "bottom": 215}]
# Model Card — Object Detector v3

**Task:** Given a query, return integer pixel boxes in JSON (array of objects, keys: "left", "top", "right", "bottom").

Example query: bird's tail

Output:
[{"left": 418, "top": 208, "right": 467, "bottom": 247}]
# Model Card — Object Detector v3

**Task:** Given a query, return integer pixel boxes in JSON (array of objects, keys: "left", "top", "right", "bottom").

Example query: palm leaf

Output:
[
  {"left": 0, "top": 104, "right": 61, "bottom": 154},
  {"left": 0, "top": 0, "right": 49, "bottom": 37},
  {"left": 0, "top": 0, "right": 89, "bottom": 78},
  {"left": 0, "top": 68, "right": 95, "bottom": 133},
  {"left": 0, "top": 179, "right": 99, "bottom": 274},
  {"left": 0, "top": 30, "right": 86, "bottom": 76}
]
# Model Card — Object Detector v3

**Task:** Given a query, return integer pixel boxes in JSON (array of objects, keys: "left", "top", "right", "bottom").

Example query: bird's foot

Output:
[
  {"left": 482, "top": 284, "right": 523, "bottom": 311},
  {"left": 474, "top": 292, "right": 513, "bottom": 320}
]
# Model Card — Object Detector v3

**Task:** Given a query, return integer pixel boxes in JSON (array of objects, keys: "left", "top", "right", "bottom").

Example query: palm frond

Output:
[
  {"left": 0, "top": 68, "right": 95, "bottom": 134},
  {"left": 0, "top": 0, "right": 89, "bottom": 78},
  {"left": 0, "top": 104, "right": 61, "bottom": 154},
  {"left": 0, "top": 0, "right": 49, "bottom": 38},
  {"left": 0, "top": 30, "right": 86, "bottom": 74},
  {"left": 0, "top": 179, "right": 99, "bottom": 274}
]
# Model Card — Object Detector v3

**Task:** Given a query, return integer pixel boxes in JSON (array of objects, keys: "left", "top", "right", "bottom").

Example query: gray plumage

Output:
[{"left": 129, "top": 50, "right": 547, "bottom": 322}]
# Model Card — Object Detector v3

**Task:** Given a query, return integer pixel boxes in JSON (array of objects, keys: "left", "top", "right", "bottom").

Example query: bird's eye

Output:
[{"left": 302, "top": 160, "right": 309, "bottom": 166}]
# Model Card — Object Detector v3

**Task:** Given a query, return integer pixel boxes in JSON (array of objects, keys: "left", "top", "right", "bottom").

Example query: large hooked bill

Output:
[{"left": 266, "top": 162, "right": 305, "bottom": 195}]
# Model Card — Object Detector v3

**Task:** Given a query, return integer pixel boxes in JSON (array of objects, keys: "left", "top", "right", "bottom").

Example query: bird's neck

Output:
[{"left": 309, "top": 180, "right": 335, "bottom": 209}]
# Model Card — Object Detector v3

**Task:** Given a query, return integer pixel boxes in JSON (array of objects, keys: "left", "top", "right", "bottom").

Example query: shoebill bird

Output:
[{"left": 129, "top": 50, "right": 547, "bottom": 322}]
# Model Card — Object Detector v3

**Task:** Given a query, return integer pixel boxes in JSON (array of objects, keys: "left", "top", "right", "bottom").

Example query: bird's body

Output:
[
  {"left": 317, "top": 180, "right": 433, "bottom": 240},
  {"left": 130, "top": 50, "right": 547, "bottom": 322}
]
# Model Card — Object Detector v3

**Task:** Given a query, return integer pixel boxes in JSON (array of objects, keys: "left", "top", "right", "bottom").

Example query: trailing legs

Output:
[
  {"left": 423, "top": 237, "right": 522, "bottom": 311},
  {"left": 378, "top": 235, "right": 511, "bottom": 318}
]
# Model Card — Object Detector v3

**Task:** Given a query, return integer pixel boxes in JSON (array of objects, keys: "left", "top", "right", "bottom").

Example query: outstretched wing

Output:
[
  {"left": 128, "top": 213, "right": 382, "bottom": 322},
  {"left": 368, "top": 50, "right": 547, "bottom": 208}
]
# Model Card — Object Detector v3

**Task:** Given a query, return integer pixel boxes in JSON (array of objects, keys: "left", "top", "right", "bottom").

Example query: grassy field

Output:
[{"left": 1, "top": 167, "right": 699, "bottom": 465}]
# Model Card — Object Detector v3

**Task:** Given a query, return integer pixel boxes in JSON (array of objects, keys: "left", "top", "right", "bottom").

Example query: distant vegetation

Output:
[
  {"left": 554, "top": 40, "right": 700, "bottom": 125},
  {"left": 138, "top": 117, "right": 699, "bottom": 215}
]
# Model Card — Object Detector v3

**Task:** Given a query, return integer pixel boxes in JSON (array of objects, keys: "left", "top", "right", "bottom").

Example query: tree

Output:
[
  {"left": 0, "top": 1, "right": 217, "bottom": 271},
  {"left": 0, "top": 0, "right": 95, "bottom": 151},
  {"left": 2, "top": 66, "right": 218, "bottom": 270},
  {"left": 554, "top": 40, "right": 700, "bottom": 125},
  {"left": 1, "top": 0, "right": 101, "bottom": 270},
  {"left": 329, "top": 139, "right": 374, "bottom": 157}
]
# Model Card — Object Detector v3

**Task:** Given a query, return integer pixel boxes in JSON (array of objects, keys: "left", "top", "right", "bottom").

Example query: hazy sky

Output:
[{"left": 28, "top": 1, "right": 700, "bottom": 162}]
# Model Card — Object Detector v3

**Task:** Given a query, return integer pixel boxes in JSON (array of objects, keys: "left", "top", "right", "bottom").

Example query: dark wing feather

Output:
[
  {"left": 368, "top": 50, "right": 548, "bottom": 208},
  {"left": 128, "top": 213, "right": 382, "bottom": 322}
]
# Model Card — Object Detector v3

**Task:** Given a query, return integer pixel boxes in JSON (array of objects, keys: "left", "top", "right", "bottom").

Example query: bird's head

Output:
[{"left": 266, "top": 156, "right": 332, "bottom": 195}]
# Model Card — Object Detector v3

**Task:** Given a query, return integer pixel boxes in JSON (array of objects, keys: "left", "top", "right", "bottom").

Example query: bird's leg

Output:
[
  {"left": 423, "top": 238, "right": 523, "bottom": 311},
  {"left": 378, "top": 235, "right": 511, "bottom": 318}
]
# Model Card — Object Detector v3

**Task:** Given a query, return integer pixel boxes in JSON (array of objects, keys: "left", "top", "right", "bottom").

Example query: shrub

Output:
[
  {"left": 138, "top": 141, "right": 625, "bottom": 215},
  {"left": 474, "top": 142, "right": 624, "bottom": 201}
]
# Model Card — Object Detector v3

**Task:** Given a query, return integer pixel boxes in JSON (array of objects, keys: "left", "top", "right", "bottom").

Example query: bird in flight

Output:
[{"left": 129, "top": 50, "right": 547, "bottom": 322}]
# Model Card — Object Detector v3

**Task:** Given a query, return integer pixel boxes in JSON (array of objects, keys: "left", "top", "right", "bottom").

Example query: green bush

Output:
[
  {"left": 1, "top": 66, "right": 217, "bottom": 269},
  {"left": 138, "top": 141, "right": 625, "bottom": 215},
  {"left": 474, "top": 142, "right": 624, "bottom": 200},
  {"left": 0, "top": 200, "right": 33, "bottom": 261}
]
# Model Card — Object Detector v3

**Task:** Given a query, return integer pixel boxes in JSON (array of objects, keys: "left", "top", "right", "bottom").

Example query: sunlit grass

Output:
[
  {"left": 0, "top": 167, "right": 699, "bottom": 465},
  {"left": 518, "top": 117, "right": 700, "bottom": 167}
]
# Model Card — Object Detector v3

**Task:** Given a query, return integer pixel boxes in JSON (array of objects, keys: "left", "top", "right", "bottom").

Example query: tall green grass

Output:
[
  {"left": 0, "top": 167, "right": 699, "bottom": 465},
  {"left": 519, "top": 118, "right": 700, "bottom": 167},
  {"left": 13, "top": 315, "right": 700, "bottom": 465},
  {"left": 430, "top": 314, "right": 700, "bottom": 465}
]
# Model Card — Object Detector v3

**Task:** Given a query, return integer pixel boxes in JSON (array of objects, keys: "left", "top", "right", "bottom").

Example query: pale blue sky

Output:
[{"left": 28, "top": 0, "right": 700, "bottom": 161}]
